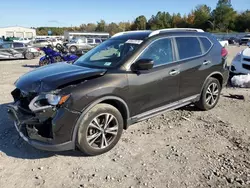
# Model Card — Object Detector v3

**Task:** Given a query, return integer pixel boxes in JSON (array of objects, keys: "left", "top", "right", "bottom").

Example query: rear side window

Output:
[
  {"left": 176, "top": 37, "right": 202, "bottom": 60},
  {"left": 200, "top": 37, "right": 212, "bottom": 52}
]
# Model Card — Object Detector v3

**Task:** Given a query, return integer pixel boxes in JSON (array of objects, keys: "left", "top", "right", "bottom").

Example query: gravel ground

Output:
[{"left": 0, "top": 46, "right": 249, "bottom": 188}]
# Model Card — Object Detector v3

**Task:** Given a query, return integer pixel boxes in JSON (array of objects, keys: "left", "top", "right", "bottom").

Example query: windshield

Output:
[{"left": 74, "top": 39, "right": 141, "bottom": 68}]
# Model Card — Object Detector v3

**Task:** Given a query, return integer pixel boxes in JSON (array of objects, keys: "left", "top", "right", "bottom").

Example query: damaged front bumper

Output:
[{"left": 7, "top": 101, "right": 80, "bottom": 152}]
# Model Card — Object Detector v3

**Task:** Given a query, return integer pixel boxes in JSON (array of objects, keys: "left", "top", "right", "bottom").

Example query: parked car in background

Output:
[
  {"left": 31, "top": 39, "right": 52, "bottom": 49},
  {"left": 231, "top": 46, "right": 250, "bottom": 74},
  {"left": 66, "top": 38, "right": 102, "bottom": 53},
  {"left": 218, "top": 38, "right": 229, "bottom": 47},
  {"left": 7, "top": 28, "right": 229, "bottom": 156},
  {"left": 48, "top": 38, "right": 63, "bottom": 47},
  {"left": 0, "top": 42, "right": 40, "bottom": 60},
  {"left": 239, "top": 34, "right": 250, "bottom": 45},
  {"left": 13, "top": 38, "right": 32, "bottom": 44},
  {"left": 228, "top": 37, "right": 240, "bottom": 45}
]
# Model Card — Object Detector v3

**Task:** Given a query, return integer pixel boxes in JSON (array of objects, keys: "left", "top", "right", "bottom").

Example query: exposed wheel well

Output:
[
  {"left": 210, "top": 73, "right": 223, "bottom": 87},
  {"left": 100, "top": 99, "right": 129, "bottom": 129}
]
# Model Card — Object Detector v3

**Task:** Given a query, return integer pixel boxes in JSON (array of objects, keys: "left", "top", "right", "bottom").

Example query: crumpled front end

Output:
[{"left": 7, "top": 88, "right": 80, "bottom": 151}]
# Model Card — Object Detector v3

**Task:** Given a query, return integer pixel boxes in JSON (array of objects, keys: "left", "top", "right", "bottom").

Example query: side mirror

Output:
[{"left": 131, "top": 59, "right": 154, "bottom": 71}]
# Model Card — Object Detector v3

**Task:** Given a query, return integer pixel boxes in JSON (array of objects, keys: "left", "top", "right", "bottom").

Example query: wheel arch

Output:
[
  {"left": 72, "top": 96, "right": 130, "bottom": 145},
  {"left": 200, "top": 72, "right": 223, "bottom": 94}
]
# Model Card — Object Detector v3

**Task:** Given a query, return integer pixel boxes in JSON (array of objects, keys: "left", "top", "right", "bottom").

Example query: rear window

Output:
[
  {"left": 199, "top": 37, "right": 212, "bottom": 52},
  {"left": 176, "top": 37, "right": 202, "bottom": 60}
]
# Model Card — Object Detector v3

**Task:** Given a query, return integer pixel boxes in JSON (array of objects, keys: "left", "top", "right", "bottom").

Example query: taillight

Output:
[{"left": 221, "top": 47, "right": 228, "bottom": 57}]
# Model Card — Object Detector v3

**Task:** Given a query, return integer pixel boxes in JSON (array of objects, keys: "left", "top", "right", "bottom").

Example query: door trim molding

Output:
[{"left": 128, "top": 94, "right": 200, "bottom": 125}]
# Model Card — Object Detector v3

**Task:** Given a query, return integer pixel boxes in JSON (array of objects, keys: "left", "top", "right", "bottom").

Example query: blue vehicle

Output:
[{"left": 39, "top": 44, "right": 79, "bottom": 66}]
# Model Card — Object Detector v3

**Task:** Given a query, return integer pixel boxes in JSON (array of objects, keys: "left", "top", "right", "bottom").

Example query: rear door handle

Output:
[
  {"left": 169, "top": 70, "right": 180, "bottom": 76},
  {"left": 203, "top": 60, "right": 211, "bottom": 65}
]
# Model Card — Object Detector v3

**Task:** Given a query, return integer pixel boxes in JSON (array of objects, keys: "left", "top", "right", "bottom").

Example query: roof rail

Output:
[
  {"left": 148, "top": 28, "right": 204, "bottom": 37},
  {"left": 112, "top": 30, "right": 150, "bottom": 38}
]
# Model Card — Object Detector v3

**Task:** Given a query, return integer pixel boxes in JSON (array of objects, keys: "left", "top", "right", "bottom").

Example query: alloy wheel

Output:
[
  {"left": 86, "top": 113, "right": 119, "bottom": 149},
  {"left": 205, "top": 83, "right": 219, "bottom": 106}
]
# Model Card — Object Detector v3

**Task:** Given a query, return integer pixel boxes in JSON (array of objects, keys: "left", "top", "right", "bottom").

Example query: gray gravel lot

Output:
[{"left": 0, "top": 46, "right": 249, "bottom": 188}]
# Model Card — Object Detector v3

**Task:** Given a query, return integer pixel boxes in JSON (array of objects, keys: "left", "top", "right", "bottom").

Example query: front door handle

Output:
[
  {"left": 203, "top": 60, "right": 211, "bottom": 65},
  {"left": 169, "top": 70, "right": 180, "bottom": 76}
]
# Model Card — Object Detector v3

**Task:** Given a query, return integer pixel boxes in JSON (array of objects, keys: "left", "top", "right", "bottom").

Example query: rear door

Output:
[{"left": 175, "top": 36, "right": 213, "bottom": 99}]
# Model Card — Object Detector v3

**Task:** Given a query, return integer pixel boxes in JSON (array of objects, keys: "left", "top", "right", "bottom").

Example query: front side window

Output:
[
  {"left": 139, "top": 38, "right": 173, "bottom": 67},
  {"left": 74, "top": 39, "right": 141, "bottom": 68},
  {"left": 176, "top": 37, "right": 202, "bottom": 60}
]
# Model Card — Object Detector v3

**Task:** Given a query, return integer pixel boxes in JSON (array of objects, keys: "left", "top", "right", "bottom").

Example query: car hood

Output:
[
  {"left": 242, "top": 48, "right": 250, "bottom": 58},
  {"left": 15, "top": 62, "right": 107, "bottom": 93}
]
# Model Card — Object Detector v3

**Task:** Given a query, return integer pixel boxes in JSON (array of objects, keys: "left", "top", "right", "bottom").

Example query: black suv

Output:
[{"left": 8, "top": 28, "right": 229, "bottom": 156}]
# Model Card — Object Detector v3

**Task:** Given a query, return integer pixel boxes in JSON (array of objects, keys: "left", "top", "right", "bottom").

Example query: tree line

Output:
[{"left": 36, "top": 0, "right": 250, "bottom": 36}]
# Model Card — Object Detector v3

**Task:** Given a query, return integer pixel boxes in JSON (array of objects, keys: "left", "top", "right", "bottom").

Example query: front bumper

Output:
[
  {"left": 7, "top": 103, "right": 79, "bottom": 151},
  {"left": 231, "top": 60, "right": 250, "bottom": 74}
]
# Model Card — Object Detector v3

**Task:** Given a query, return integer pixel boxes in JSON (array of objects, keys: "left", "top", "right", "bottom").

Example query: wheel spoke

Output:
[
  {"left": 87, "top": 132, "right": 101, "bottom": 146},
  {"left": 89, "top": 123, "right": 102, "bottom": 131},
  {"left": 213, "top": 89, "right": 219, "bottom": 96},
  {"left": 206, "top": 88, "right": 212, "bottom": 95},
  {"left": 210, "top": 95, "right": 215, "bottom": 105},
  {"left": 104, "top": 114, "right": 113, "bottom": 129},
  {"left": 93, "top": 118, "right": 102, "bottom": 128},
  {"left": 212, "top": 84, "right": 218, "bottom": 93},
  {"left": 206, "top": 95, "right": 212, "bottom": 104},
  {"left": 101, "top": 133, "right": 108, "bottom": 149},
  {"left": 105, "top": 126, "right": 118, "bottom": 135}
]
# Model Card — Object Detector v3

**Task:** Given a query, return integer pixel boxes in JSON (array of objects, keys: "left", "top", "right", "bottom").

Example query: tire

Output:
[
  {"left": 25, "top": 52, "right": 34, "bottom": 60},
  {"left": 195, "top": 77, "right": 222, "bottom": 111},
  {"left": 39, "top": 58, "right": 50, "bottom": 66},
  {"left": 77, "top": 103, "right": 123, "bottom": 156},
  {"left": 69, "top": 46, "right": 77, "bottom": 53},
  {"left": 53, "top": 56, "right": 63, "bottom": 62}
]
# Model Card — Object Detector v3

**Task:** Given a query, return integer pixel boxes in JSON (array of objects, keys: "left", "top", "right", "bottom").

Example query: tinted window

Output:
[
  {"left": 87, "top": 38, "right": 94, "bottom": 43},
  {"left": 200, "top": 37, "right": 212, "bottom": 52},
  {"left": 140, "top": 38, "right": 173, "bottom": 66},
  {"left": 13, "top": 43, "right": 24, "bottom": 48},
  {"left": 95, "top": 39, "right": 102, "bottom": 43},
  {"left": 176, "top": 37, "right": 202, "bottom": 60}
]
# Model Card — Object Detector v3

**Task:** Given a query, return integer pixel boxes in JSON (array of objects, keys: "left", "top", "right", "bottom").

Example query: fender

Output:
[
  {"left": 71, "top": 96, "right": 130, "bottom": 145},
  {"left": 200, "top": 71, "right": 223, "bottom": 94}
]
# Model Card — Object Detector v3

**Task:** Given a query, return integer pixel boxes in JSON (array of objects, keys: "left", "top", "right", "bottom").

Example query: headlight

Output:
[
  {"left": 46, "top": 94, "right": 61, "bottom": 105},
  {"left": 46, "top": 94, "right": 70, "bottom": 106},
  {"left": 29, "top": 94, "right": 70, "bottom": 112}
]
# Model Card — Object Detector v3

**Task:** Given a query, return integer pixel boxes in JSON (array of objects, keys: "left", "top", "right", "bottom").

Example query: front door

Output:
[{"left": 127, "top": 37, "right": 180, "bottom": 117}]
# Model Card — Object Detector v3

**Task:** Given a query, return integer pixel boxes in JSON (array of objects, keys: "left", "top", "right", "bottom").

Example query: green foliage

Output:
[
  {"left": 212, "top": 0, "right": 237, "bottom": 31},
  {"left": 36, "top": 0, "right": 250, "bottom": 36},
  {"left": 131, "top": 15, "right": 147, "bottom": 30}
]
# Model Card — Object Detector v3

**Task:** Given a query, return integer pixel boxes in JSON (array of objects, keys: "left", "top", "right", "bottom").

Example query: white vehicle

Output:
[
  {"left": 66, "top": 38, "right": 102, "bottom": 53},
  {"left": 48, "top": 38, "right": 63, "bottom": 47},
  {"left": 218, "top": 38, "right": 229, "bottom": 47},
  {"left": 231, "top": 46, "right": 250, "bottom": 74},
  {"left": 240, "top": 34, "right": 250, "bottom": 45},
  {"left": 13, "top": 38, "right": 32, "bottom": 44}
]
